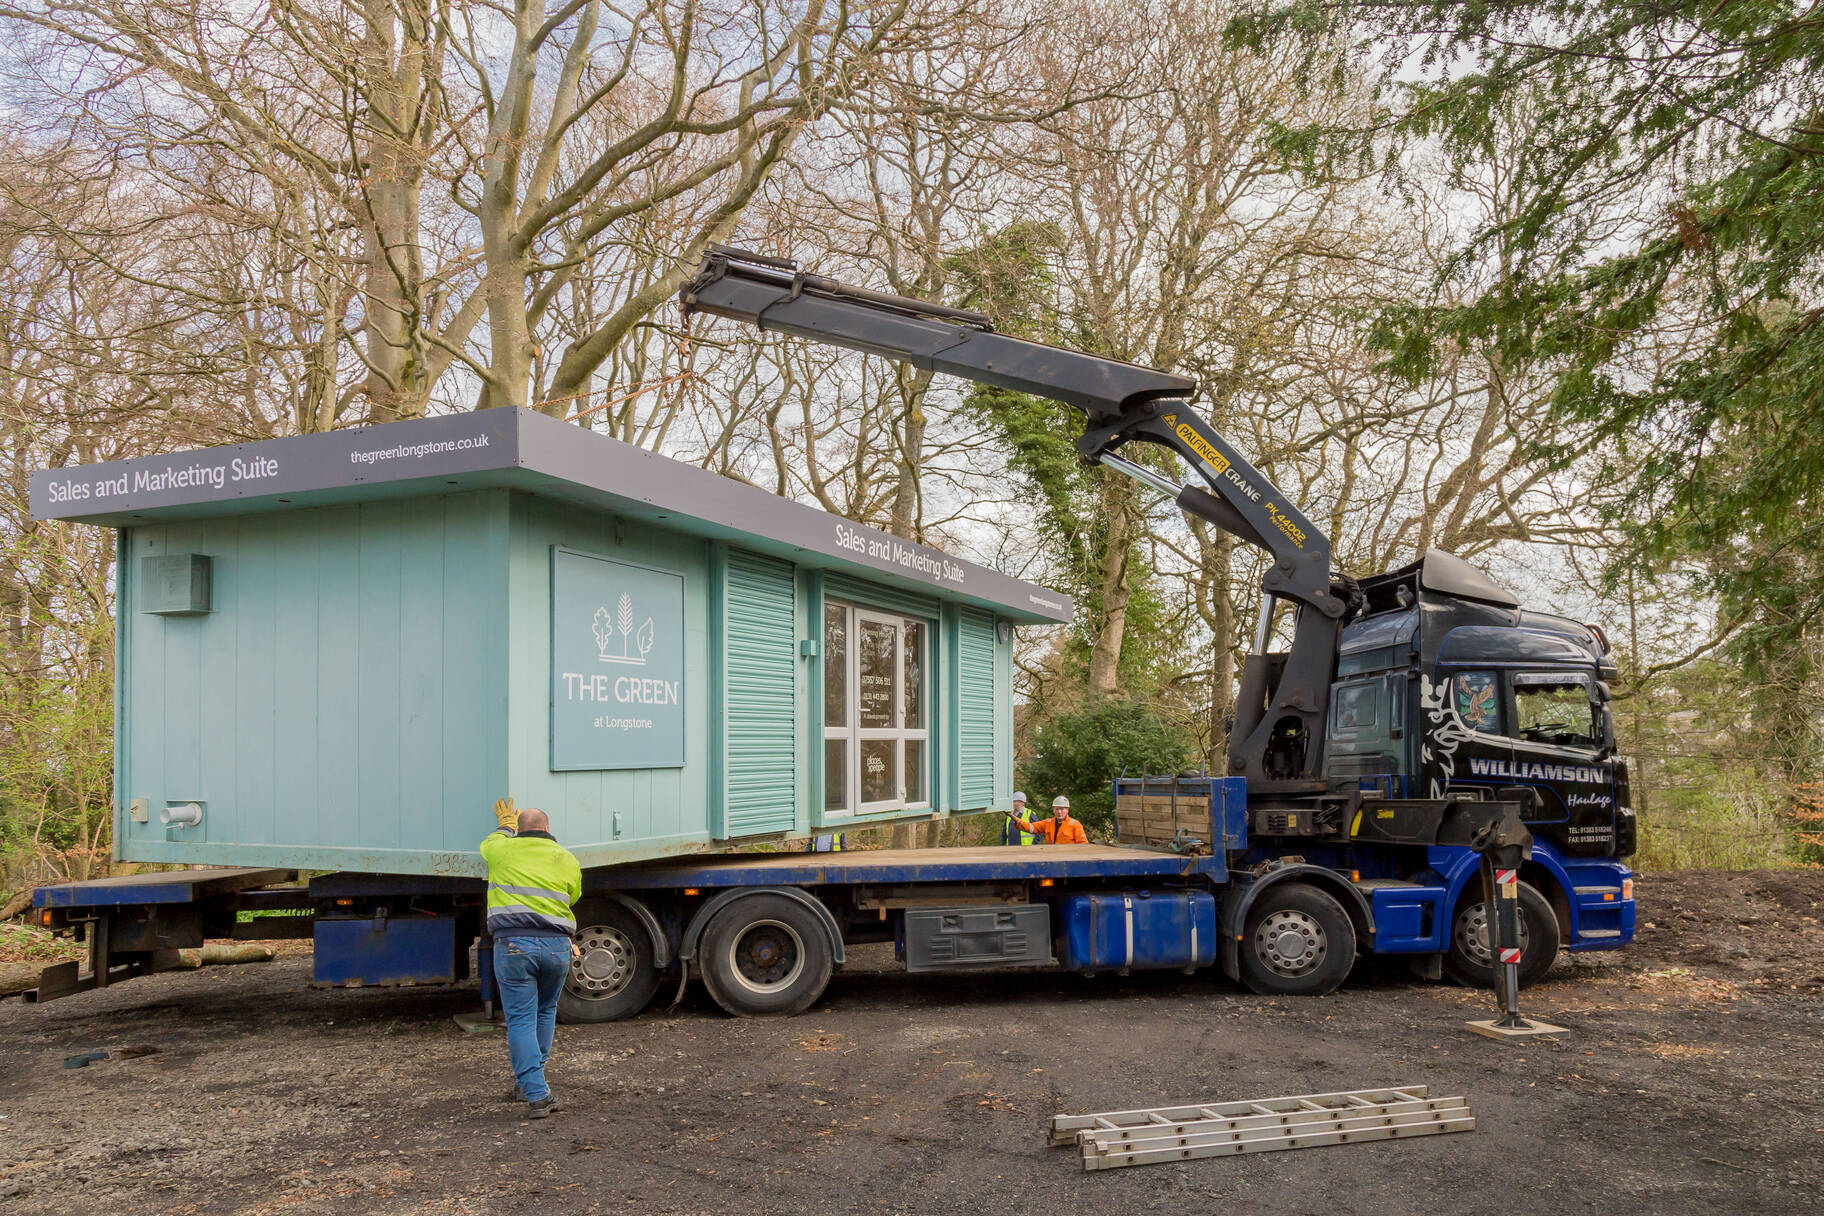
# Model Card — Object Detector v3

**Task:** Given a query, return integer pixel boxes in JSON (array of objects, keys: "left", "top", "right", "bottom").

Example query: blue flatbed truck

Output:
[
  {"left": 21, "top": 249, "right": 1640, "bottom": 1017},
  {"left": 24, "top": 772, "right": 1633, "bottom": 1020}
]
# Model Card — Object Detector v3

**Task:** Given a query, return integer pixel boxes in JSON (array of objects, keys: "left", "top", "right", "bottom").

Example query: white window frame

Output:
[{"left": 822, "top": 601, "right": 929, "bottom": 820}]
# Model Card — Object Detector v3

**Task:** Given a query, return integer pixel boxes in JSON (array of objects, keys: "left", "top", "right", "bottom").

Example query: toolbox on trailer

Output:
[
  {"left": 904, "top": 904, "right": 1054, "bottom": 972},
  {"left": 312, "top": 914, "right": 467, "bottom": 987}
]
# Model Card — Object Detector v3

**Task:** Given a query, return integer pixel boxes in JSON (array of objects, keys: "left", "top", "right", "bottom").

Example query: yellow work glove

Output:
[{"left": 493, "top": 796, "right": 518, "bottom": 831}]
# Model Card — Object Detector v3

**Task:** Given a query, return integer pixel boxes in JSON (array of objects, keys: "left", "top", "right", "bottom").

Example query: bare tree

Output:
[
  {"left": 979, "top": 0, "right": 1370, "bottom": 703},
  {"left": 1, "top": 0, "right": 934, "bottom": 423},
  {"left": 0, "top": 145, "right": 267, "bottom": 887}
]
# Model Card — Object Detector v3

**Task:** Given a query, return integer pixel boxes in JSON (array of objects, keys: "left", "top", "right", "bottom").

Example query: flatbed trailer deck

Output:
[
  {"left": 591, "top": 844, "right": 1224, "bottom": 888},
  {"left": 23, "top": 841, "right": 1239, "bottom": 1012},
  {"left": 23, "top": 787, "right": 1631, "bottom": 1019},
  {"left": 32, "top": 867, "right": 298, "bottom": 909}
]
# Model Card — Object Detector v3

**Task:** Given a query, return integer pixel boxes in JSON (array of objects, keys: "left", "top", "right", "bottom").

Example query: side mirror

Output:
[{"left": 1593, "top": 680, "right": 1613, "bottom": 704}]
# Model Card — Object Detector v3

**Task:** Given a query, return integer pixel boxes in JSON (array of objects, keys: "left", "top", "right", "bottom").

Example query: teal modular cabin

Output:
[{"left": 30, "top": 410, "right": 1072, "bottom": 877}]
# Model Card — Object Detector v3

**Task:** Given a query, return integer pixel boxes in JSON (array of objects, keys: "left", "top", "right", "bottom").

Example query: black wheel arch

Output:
[
  {"left": 585, "top": 893, "right": 672, "bottom": 969},
  {"left": 1219, "top": 866, "right": 1374, "bottom": 981},
  {"left": 1518, "top": 860, "right": 1572, "bottom": 941},
  {"left": 678, "top": 886, "right": 845, "bottom": 966}
]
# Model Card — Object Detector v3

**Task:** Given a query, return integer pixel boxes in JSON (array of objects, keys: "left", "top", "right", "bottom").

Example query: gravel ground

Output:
[{"left": 1, "top": 868, "right": 1819, "bottom": 1216}]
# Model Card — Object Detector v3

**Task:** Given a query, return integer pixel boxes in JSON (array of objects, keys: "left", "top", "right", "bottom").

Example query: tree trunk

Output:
[
  {"left": 0, "top": 888, "right": 33, "bottom": 923},
  {"left": 889, "top": 367, "right": 932, "bottom": 541},
  {"left": 1183, "top": 514, "right": 1239, "bottom": 768},
  {"left": 479, "top": 248, "right": 534, "bottom": 411},
  {"left": 357, "top": 0, "right": 431, "bottom": 422},
  {"left": 475, "top": 0, "right": 544, "bottom": 411},
  {"left": 1624, "top": 569, "right": 1649, "bottom": 817},
  {"left": 1087, "top": 477, "right": 1136, "bottom": 697},
  {"left": 1206, "top": 541, "right": 1236, "bottom": 771}
]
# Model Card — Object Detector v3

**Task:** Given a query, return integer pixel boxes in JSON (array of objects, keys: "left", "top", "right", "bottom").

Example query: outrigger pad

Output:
[
  {"left": 451, "top": 1010, "right": 500, "bottom": 1034},
  {"left": 1465, "top": 1017, "right": 1570, "bottom": 1041}
]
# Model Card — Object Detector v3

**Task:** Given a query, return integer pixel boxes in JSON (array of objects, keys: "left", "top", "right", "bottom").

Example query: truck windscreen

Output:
[{"left": 1513, "top": 677, "right": 1601, "bottom": 750}]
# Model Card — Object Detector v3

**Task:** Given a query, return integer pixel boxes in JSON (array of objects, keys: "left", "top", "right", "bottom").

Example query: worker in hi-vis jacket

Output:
[
  {"left": 1006, "top": 795, "right": 1089, "bottom": 845},
  {"left": 1000, "top": 792, "right": 1038, "bottom": 845},
  {"left": 481, "top": 797, "right": 583, "bottom": 1119}
]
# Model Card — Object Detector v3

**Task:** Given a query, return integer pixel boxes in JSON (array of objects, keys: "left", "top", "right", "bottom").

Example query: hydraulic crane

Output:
[
  {"left": 682, "top": 245, "right": 1560, "bottom": 1031},
  {"left": 682, "top": 245, "right": 1358, "bottom": 794}
]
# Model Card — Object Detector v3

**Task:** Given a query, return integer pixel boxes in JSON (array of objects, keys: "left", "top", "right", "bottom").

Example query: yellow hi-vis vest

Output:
[{"left": 479, "top": 829, "right": 582, "bottom": 937}]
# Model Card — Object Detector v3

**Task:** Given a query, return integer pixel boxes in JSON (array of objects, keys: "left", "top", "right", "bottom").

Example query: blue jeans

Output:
[{"left": 494, "top": 935, "right": 570, "bottom": 1103}]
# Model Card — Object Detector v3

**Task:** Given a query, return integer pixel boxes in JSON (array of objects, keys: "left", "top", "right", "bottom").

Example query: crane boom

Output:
[{"left": 681, "top": 246, "right": 1355, "bottom": 786}]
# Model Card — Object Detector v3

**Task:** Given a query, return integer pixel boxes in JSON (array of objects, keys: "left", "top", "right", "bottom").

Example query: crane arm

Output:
[{"left": 681, "top": 246, "right": 1352, "bottom": 783}]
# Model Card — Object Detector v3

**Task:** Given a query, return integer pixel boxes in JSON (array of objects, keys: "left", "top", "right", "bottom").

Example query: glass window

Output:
[
  {"left": 858, "top": 619, "right": 897, "bottom": 728},
  {"left": 1334, "top": 682, "right": 1377, "bottom": 730},
  {"left": 821, "top": 601, "right": 932, "bottom": 818},
  {"left": 823, "top": 604, "right": 847, "bottom": 727},
  {"left": 824, "top": 739, "right": 847, "bottom": 813},
  {"left": 1514, "top": 677, "right": 1601, "bottom": 749},
  {"left": 860, "top": 739, "right": 896, "bottom": 803},
  {"left": 1453, "top": 671, "right": 1501, "bottom": 734},
  {"left": 903, "top": 621, "right": 924, "bottom": 729},
  {"left": 904, "top": 738, "right": 925, "bottom": 804}
]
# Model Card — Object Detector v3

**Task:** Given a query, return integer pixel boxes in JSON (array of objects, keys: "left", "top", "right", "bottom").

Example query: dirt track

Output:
[{"left": 1, "top": 868, "right": 1819, "bottom": 1216}]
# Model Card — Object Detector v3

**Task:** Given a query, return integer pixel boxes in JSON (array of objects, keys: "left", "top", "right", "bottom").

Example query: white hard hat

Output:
[
  {"left": 1052, "top": 795, "right": 1070, "bottom": 809},
  {"left": 1012, "top": 791, "right": 1027, "bottom": 805}
]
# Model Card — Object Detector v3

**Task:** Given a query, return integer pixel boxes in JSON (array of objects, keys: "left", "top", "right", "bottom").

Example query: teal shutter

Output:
[
  {"left": 722, "top": 549, "right": 798, "bottom": 836},
  {"left": 956, "top": 607, "right": 996, "bottom": 808},
  {"left": 823, "top": 571, "right": 943, "bottom": 620}
]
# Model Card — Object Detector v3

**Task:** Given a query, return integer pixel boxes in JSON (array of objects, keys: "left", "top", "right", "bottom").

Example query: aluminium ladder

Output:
[{"left": 1050, "top": 1085, "right": 1474, "bottom": 1171}]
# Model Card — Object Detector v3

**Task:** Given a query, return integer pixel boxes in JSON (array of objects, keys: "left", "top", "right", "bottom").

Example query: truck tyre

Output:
[
  {"left": 1445, "top": 880, "right": 1559, "bottom": 990},
  {"left": 557, "top": 901, "right": 662, "bottom": 1024},
  {"left": 698, "top": 893, "right": 834, "bottom": 1018},
  {"left": 1238, "top": 883, "right": 1357, "bottom": 996}
]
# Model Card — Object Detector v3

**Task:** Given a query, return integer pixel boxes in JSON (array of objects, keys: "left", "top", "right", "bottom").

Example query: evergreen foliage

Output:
[{"left": 1235, "top": 0, "right": 1824, "bottom": 776}]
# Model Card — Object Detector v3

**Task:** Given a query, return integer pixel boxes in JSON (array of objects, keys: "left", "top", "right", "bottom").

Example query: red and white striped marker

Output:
[
  {"left": 1496, "top": 868, "right": 1518, "bottom": 897},
  {"left": 1499, "top": 947, "right": 1522, "bottom": 964}
]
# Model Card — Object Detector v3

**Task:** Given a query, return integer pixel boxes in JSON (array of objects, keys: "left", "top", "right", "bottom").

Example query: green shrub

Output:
[{"left": 1020, "top": 698, "right": 1196, "bottom": 832}]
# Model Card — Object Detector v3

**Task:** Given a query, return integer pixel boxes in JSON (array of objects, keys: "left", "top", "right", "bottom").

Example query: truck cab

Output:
[{"left": 1326, "top": 551, "right": 1637, "bottom": 962}]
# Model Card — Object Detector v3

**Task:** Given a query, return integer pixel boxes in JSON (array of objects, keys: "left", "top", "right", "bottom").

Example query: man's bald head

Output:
[{"left": 516, "top": 808, "right": 550, "bottom": 833}]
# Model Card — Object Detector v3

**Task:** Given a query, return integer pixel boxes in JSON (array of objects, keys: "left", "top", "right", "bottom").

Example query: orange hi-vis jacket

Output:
[{"left": 1011, "top": 812, "right": 1089, "bottom": 845}]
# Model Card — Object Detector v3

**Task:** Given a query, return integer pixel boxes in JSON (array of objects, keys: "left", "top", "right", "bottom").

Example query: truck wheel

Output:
[
  {"left": 1445, "top": 880, "right": 1559, "bottom": 990},
  {"left": 1239, "top": 883, "right": 1357, "bottom": 996},
  {"left": 698, "top": 894, "right": 834, "bottom": 1018},
  {"left": 557, "top": 901, "right": 662, "bottom": 1024}
]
